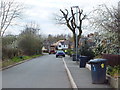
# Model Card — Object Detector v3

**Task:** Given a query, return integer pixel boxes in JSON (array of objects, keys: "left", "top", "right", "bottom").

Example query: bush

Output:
[
  {"left": 2, "top": 47, "right": 19, "bottom": 60},
  {"left": 107, "top": 65, "right": 120, "bottom": 78},
  {"left": 79, "top": 40, "right": 95, "bottom": 59},
  {"left": 67, "top": 49, "right": 74, "bottom": 56},
  {"left": 93, "top": 44, "right": 106, "bottom": 56},
  {"left": 18, "top": 28, "right": 43, "bottom": 56},
  {"left": 80, "top": 47, "right": 95, "bottom": 59},
  {"left": 2, "top": 35, "right": 19, "bottom": 60}
]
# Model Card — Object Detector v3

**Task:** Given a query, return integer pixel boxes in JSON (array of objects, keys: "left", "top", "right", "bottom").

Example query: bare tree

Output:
[
  {"left": 0, "top": 0, "right": 24, "bottom": 37},
  {"left": 55, "top": 7, "right": 87, "bottom": 48},
  {"left": 22, "top": 22, "right": 40, "bottom": 35}
]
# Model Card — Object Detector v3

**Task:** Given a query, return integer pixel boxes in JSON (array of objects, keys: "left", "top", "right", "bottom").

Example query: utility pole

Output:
[{"left": 72, "top": 6, "right": 79, "bottom": 61}]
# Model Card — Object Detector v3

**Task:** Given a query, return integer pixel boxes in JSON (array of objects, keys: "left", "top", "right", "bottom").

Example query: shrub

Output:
[
  {"left": 18, "top": 28, "right": 43, "bottom": 56},
  {"left": 2, "top": 47, "right": 19, "bottom": 60},
  {"left": 107, "top": 65, "right": 120, "bottom": 78},
  {"left": 79, "top": 40, "right": 95, "bottom": 59},
  {"left": 2, "top": 35, "right": 19, "bottom": 60},
  {"left": 67, "top": 49, "right": 74, "bottom": 56}
]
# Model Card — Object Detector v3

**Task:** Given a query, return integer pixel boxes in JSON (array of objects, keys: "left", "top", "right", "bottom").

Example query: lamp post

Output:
[{"left": 71, "top": 6, "right": 79, "bottom": 61}]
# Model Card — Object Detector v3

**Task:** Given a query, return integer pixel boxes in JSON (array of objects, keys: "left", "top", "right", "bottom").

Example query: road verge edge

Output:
[
  {"left": 62, "top": 58, "right": 78, "bottom": 90},
  {"left": 1, "top": 55, "right": 43, "bottom": 71}
]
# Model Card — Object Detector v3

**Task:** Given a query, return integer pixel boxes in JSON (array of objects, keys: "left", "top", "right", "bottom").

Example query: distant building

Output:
[
  {"left": 42, "top": 46, "right": 48, "bottom": 53},
  {"left": 52, "top": 39, "right": 71, "bottom": 50},
  {"left": 87, "top": 32, "right": 100, "bottom": 47},
  {"left": 79, "top": 32, "right": 98, "bottom": 48}
]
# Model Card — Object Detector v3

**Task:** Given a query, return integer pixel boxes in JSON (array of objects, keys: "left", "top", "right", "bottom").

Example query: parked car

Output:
[
  {"left": 49, "top": 50, "right": 56, "bottom": 54},
  {"left": 56, "top": 50, "right": 65, "bottom": 58}
]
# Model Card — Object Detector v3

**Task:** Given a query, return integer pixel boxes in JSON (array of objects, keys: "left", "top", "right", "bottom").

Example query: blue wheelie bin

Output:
[
  {"left": 79, "top": 56, "right": 89, "bottom": 68},
  {"left": 88, "top": 59, "right": 107, "bottom": 84}
]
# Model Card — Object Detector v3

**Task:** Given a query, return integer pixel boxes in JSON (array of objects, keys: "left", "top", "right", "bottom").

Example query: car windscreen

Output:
[{"left": 57, "top": 51, "right": 65, "bottom": 54}]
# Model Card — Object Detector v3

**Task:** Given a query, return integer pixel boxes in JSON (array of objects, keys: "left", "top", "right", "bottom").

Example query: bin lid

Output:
[
  {"left": 79, "top": 56, "right": 87, "bottom": 57},
  {"left": 79, "top": 56, "right": 88, "bottom": 59},
  {"left": 88, "top": 58, "right": 107, "bottom": 64},
  {"left": 72, "top": 54, "right": 79, "bottom": 55}
]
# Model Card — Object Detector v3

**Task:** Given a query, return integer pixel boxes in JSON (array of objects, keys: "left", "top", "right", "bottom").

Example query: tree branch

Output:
[{"left": 0, "top": 1, "right": 24, "bottom": 36}]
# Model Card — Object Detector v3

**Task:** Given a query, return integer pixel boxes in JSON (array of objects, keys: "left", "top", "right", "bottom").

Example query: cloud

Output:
[{"left": 7, "top": 0, "right": 119, "bottom": 36}]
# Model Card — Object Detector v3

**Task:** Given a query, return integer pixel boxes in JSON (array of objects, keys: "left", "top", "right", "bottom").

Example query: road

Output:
[{"left": 2, "top": 54, "right": 71, "bottom": 88}]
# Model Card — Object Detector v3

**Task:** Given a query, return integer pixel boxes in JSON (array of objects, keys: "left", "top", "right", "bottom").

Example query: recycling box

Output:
[{"left": 88, "top": 59, "right": 107, "bottom": 84}]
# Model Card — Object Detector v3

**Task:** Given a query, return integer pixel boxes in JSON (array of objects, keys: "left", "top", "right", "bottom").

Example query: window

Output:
[{"left": 59, "top": 45, "right": 61, "bottom": 47}]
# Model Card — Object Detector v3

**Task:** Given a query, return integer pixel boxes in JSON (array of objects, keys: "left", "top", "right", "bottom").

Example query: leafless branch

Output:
[
  {"left": 54, "top": 7, "right": 87, "bottom": 48},
  {"left": 0, "top": 0, "right": 24, "bottom": 37}
]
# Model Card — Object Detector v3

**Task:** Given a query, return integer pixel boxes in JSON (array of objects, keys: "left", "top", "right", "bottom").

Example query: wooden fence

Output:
[{"left": 102, "top": 54, "right": 120, "bottom": 66}]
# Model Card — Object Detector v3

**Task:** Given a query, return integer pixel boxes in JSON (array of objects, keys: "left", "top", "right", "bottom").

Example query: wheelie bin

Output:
[
  {"left": 72, "top": 54, "right": 79, "bottom": 61},
  {"left": 88, "top": 59, "right": 107, "bottom": 84},
  {"left": 79, "top": 56, "right": 89, "bottom": 68}
]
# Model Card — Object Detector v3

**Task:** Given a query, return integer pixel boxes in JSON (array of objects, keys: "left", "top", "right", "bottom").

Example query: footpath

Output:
[{"left": 64, "top": 55, "right": 113, "bottom": 89}]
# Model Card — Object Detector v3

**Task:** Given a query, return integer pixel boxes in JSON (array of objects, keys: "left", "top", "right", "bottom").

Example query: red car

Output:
[{"left": 49, "top": 50, "right": 56, "bottom": 54}]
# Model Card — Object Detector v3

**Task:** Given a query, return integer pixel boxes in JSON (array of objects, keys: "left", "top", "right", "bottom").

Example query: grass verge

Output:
[{"left": 2, "top": 54, "right": 43, "bottom": 68}]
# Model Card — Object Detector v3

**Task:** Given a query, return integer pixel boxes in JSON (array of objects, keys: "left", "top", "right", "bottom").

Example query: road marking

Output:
[{"left": 62, "top": 58, "right": 78, "bottom": 90}]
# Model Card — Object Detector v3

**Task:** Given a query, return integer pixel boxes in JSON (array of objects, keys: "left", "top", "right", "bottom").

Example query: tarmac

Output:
[{"left": 64, "top": 55, "right": 113, "bottom": 89}]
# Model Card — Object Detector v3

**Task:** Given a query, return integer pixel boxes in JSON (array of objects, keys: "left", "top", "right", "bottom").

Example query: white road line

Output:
[{"left": 62, "top": 58, "right": 78, "bottom": 90}]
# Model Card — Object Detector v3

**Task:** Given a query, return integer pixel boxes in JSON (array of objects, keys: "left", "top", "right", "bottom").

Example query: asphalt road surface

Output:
[{"left": 2, "top": 54, "right": 71, "bottom": 88}]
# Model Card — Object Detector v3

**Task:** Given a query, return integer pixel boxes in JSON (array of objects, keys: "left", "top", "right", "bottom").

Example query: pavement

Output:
[{"left": 64, "top": 55, "right": 113, "bottom": 89}]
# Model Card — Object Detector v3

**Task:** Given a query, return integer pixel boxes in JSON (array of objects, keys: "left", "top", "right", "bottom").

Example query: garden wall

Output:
[{"left": 102, "top": 54, "right": 120, "bottom": 66}]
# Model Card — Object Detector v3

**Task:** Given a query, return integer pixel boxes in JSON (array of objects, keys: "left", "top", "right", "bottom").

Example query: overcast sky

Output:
[{"left": 6, "top": 0, "right": 119, "bottom": 36}]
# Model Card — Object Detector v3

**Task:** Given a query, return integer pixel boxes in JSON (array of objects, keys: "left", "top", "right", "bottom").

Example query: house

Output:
[
  {"left": 52, "top": 39, "right": 71, "bottom": 50},
  {"left": 42, "top": 46, "right": 48, "bottom": 53},
  {"left": 57, "top": 40, "right": 68, "bottom": 50}
]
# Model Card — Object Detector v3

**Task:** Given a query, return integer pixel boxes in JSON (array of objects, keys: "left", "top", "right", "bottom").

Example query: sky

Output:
[{"left": 6, "top": 0, "right": 119, "bottom": 36}]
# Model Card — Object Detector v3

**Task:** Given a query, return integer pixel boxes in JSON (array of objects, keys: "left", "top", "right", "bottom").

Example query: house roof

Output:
[
  {"left": 52, "top": 40, "right": 68, "bottom": 46},
  {"left": 42, "top": 46, "right": 47, "bottom": 50}
]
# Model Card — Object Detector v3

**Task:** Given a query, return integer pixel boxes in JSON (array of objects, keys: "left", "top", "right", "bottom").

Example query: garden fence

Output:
[{"left": 102, "top": 54, "right": 120, "bottom": 66}]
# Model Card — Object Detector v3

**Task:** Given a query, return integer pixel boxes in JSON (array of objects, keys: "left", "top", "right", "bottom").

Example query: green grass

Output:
[
  {"left": 2, "top": 54, "right": 43, "bottom": 68},
  {"left": 11, "top": 57, "right": 23, "bottom": 62}
]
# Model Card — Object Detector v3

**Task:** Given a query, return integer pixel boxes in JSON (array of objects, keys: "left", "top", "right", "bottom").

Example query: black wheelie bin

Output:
[
  {"left": 79, "top": 56, "right": 89, "bottom": 68},
  {"left": 72, "top": 54, "right": 79, "bottom": 61}
]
